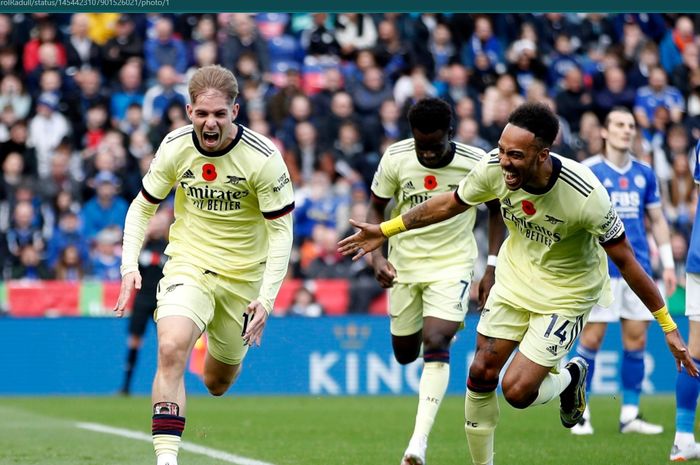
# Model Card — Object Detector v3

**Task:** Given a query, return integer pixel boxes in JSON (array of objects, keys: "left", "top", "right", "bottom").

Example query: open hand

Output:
[{"left": 337, "top": 219, "right": 386, "bottom": 261}]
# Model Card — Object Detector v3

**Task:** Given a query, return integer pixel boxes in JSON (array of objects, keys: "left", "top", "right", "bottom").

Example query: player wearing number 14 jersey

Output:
[{"left": 339, "top": 102, "right": 695, "bottom": 465}]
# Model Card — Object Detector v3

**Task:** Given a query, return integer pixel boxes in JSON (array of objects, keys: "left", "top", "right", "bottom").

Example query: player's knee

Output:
[
  {"left": 502, "top": 381, "right": 536, "bottom": 409},
  {"left": 422, "top": 332, "right": 452, "bottom": 353},
  {"left": 204, "top": 377, "right": 231, "bottom": 397},
  {"left": 468, "top": 358, "right": 499, "bottom": 385},
  {"left": 157, "top": 339, "right": 188, "bottom": 370}
]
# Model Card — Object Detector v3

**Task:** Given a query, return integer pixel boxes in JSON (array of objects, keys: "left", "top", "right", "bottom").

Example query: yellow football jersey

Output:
[{"left": 142, "top": 124, "right": 294, "bottom": 281}]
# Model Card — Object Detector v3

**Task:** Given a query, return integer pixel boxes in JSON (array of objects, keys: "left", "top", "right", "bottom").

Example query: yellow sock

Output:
[
  {"left": 412, "top": 361, "right": 450, "bottom": 438},
  {"left": 465, "top": 389, "right": 499, "bottom": 465},
  {"left": 531, "top": 371, "right": 572, "bottom": 406}
]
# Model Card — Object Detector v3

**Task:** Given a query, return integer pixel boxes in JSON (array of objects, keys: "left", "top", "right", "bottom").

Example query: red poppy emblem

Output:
[
  {"left": 618, "top": 177, "right": 629, "bottom": 189},
  {"left": 202, "top": 163, "right": 217, "bottom": 181},
  {"left": 521, "top": 200, "right": 536, "bottom": 215},
  {"left": 424, "top": 175, "right": 437, "bottom": 190}
]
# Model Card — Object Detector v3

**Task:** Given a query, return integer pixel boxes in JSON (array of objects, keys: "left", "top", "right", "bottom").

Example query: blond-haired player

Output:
[{"left": 114, "top": 65, "right": 294, "bottom": 465}]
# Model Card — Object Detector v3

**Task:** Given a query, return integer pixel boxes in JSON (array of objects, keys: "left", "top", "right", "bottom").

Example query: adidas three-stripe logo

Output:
[
  {"left": 546, "top": 345, "right": 558, "bottom": 356},
  {"left": 182, "top": 169, "right": 195, "bottom": 179}
]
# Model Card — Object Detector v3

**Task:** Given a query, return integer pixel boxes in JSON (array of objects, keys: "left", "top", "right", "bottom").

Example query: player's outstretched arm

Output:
[
  {"left": 604, "top": 237, "right": 699, "bottom": 376},
  {"left": 338, "top": 191, "right": 470, "bottom": 261}
]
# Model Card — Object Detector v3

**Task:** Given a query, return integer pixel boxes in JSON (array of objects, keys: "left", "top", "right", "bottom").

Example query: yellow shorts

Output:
[
  {"left": 155, "top": 258, "right": 261, "bottom": 365},
  {"left": 477, "top": 296, "right": 589, "bottom": 368},
  {"left": 389, "top": 277, "right": 471, "bottom": 336}
]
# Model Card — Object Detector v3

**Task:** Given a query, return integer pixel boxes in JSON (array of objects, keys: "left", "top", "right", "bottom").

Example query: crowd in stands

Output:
[{"left": 0, "top": 12, "right": 698, "bottom": 314}]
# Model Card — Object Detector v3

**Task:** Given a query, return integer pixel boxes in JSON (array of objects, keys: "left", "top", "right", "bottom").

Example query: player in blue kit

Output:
[
  {"left": 572, "top": 107, "right": 677, "bottom": 435},
  {"left": 670, "top": 139, "right": 700, "bottom": 461}
]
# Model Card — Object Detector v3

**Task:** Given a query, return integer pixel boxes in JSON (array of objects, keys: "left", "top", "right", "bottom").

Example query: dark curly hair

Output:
[
  {"left": 508, "top": 102, "right": 559, "bottom": 149},
  {"left": 407, "top": 97, "right": 453, "bottom": 134}
]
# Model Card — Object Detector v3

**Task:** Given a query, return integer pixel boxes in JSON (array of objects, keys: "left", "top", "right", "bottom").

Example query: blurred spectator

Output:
[
  {"left": 593, "top": 65, "right": 636, "bottom": 121},
  {"left": 303, "top": 223, "right": 351, "bottom": 278},
  {"left": 335, "top": 13, "right": 377, "bottom": 60},
  {"left": 294, "top": 171, "right": 344, "bottom": 244},
  {"left": 671, "top": 42, "right": 699, "bottom": 98},
  {"left": 547, "top": 33, "right": 582, "bottom": 91},
  {"left": 118, "top": 103, "right": 148, "bottom": 136},
  {"left": 284, "top": 121, "right": 333, "bottom": 186},
  {"left": 23, "top": 19, "right": 66, "bottom": 75},
  {"left": 310, "top": 67, "right": 345, "bottom": 117},
  {"left": 5, "top": 200, "right": 44, "bottom": 266},
  {"left": 266, "top": 68, "right": 303, "bottom": 130},
  {"left": 482, "top": 73, "right": 524, "bottom": 130},
  {"left": 10, "top": 243, "right": 52, "bottom": 280},
  {"left": 555, "top": 66, "right": 594, "bottom": 133},
  {"left": 110, "top": 61, "right": 145, "bottom": 125},
  {"left": 372, "top": 19, "right": 413, "bottom": 81},
  {"left": 142, "top": 64, "right": 188, "bottom": 127},
  {"left": 143, "top": 16, "right": 187, "bottom": 80},
  {"left": 454, "top": 116, "right": 491, "bottom": 152},
  {"left": 317, "top": 91, "right": 359, "bottom": 150},
  {"left": 64, "top": 68, "right": 110, "bottom": 141},
  {"left": 0, "top": 121, "right": 37, "bottom": 176},
  {"left": 659, "top": 15, "right": 696, "bottom": 73},
  {"left": 88, "top": 225, "right": 121, "bottom": 280},
  {"left": 277, "top": 94, "right": 315, "bottom": 149},
  {"left": 579, "top": 14, "right": 614, "bottom": 52},
  {"left": 634, "top": 66, "right": 685, "bottom": 130},
  {"left": 45, "top": 210, "right": 88, "bottom": 268},
  {"left": 80, "top": 170, "right": 128, "bottom": 241},
  {"left": 101, "top": 15, "right": 144, "bottom": 81},
  {"left": 0, "top": 152, "right": 24, "bottom": 205},
  {"left": 627, "top": 41, "right": 661, "bottom": 89},
  {"left": 332, "top": 120, "right": 378, "bottom": 189},
  {"left": 505, "top": 37, "right": 547, "bottom": 97},
  {"left": 37, "top": 139, "right": 83, "bottom": 207},
  {"left": 364, "top": 98, "right": 406, "bottom": 153},
  {"left": 287, "top": 285, "right": 324, "bottom": 317},
  {"left": 28, "top": 92, "right": 70, "bottom": 178},
  {"left": 534, "top": 13, "right": 580, "bottom": 56},
  {"left": 428, "top": 22, "right": 456, "bottom": 78},
  {"left": 54, "top": 244, "right": 84, "bottom": 280},
  {"left": 221, "top": 14, "right": 270, "bottom": 73},
  {"left": 351, "top": 66, "right": 393, "bottom": 124},
  {"left": 438, "top": 63, "right": 481, "bottom": 112},
  {"left": 394, "top": 67, "right": 437, "bottom": 110},
  {"left": 461, "top": 15, "right": 504, "bottom": 74},
  {"left": 612, "top": 13, "right": 667, "bottom": 43},
  {"left": 301, "top": 13, "right": 340, "bottom": 64},
  {"left": 0, "top": 74, "right": 31, "bottom": 121},
  {"left": 64, "top": 13, "right": 101, "bottom": 74}
]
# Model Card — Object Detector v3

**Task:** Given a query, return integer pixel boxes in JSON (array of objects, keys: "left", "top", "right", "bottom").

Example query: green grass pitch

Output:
[{"left": 0, "top": 395, "right": 682, "bottom": 464}]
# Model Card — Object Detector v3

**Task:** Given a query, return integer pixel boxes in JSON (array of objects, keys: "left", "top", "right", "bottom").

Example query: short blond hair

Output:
[{"left": 188, "top": 65, "right": 239, "bottom": 105}]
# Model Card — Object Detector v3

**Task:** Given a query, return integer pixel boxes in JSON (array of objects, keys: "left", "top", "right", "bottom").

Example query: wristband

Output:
[
  {"left": 652, "top": 305, "right": 678, "bottom": 333},
  {"left": 487, "top": 255, "right": 498, "bottom": 267},
  {"left": 379, "top": 215, "right": 407, "bottom": 238},
  {"left": 659, "top": 243, "right": 675, "bottom": 269}
]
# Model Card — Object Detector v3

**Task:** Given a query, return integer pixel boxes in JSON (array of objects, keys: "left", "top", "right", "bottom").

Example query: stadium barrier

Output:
[
  {"left": 0, "top": 315, "right": 690, "bottom": 395},
  {"left": 0, "top": 279, "right": 388, "bottom": 317}
]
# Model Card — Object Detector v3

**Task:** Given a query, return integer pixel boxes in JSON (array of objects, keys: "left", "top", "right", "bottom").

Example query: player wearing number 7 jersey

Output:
[{"left": 339, "top": 102, "right": 697, "bottom": 465}]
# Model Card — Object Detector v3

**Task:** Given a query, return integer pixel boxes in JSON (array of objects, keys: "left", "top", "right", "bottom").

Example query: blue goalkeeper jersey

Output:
[
  {"left": 584, "top": 154, "right": 661, "bottom": 277},
  {"left": 688, "top": 141, "right": 700, "bottom": 273}
]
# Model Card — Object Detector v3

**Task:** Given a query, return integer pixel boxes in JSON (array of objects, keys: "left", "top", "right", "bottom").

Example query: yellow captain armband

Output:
[
  {"left": 379, "top": 215, "right": 407, "bottom": 238},
  {"left": 652, "top": 306, "right": 678, "bottom": 333}
]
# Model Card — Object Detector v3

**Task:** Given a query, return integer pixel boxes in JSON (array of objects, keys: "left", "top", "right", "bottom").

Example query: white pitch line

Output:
[{"left": 76, "top": 422, "right": 277, "bottom": 465}]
